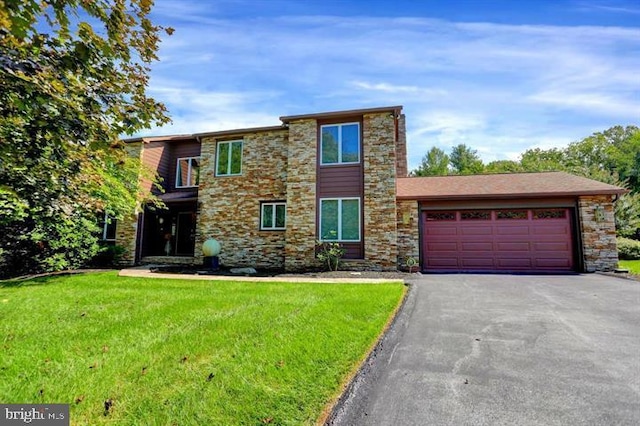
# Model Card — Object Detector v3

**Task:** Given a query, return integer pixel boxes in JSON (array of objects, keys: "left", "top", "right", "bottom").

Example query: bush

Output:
[
  {"left": 618, "top": 237, "right": 640, "bottom": 260},
  {"left": 316, "top": 240, "right": 345, "bottom": 271},
  {"left": 91, "top": 244, "right": 126, "bottom": 267}
]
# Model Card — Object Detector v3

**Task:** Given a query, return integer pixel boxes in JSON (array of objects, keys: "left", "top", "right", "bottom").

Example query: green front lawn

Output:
[
  {"left": 618, "top": 259, "right": 640, "bottom": 274},
  {"left": 0, "top": 272, "right": 405, "bottom": 425}
]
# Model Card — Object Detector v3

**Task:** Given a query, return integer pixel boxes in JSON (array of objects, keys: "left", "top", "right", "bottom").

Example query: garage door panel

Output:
[
  {"left": 426, "top": 242, "right": 458, "bottom": 251},
  {"left": 497, "top": 258, "right": 533, "bottom": 268},
  {"left": 532, "top": 225, "right": 570, "bottom": 235},
  {"left": 423, "top": 208, "right": 574, "bottom": 272},
  {"left": 426, "top": 258, "right": 459, "bottom": 267},
  {"left": 534, "top": 242, "right": 570, "bottom": 251},
  {"left": 535, "top": 258, "right": 572, "bottom": 268},
  {"left": 495, "top": 242, "right": 530, "bottom": 251},
  {"left": 461, "top": 242, "right": 493, "bottom": 251},
  {"left": 460, "top": 258, "right": 495, "bottom": 267},
  {"left": 495, "top": 225, "right": 530, "bottom": 235},
  {"left": 459, "top": 226, "right": 493, "bottom": 236},
  {"left": 425, "top": 226, "right": 458, "bottom": 236}
]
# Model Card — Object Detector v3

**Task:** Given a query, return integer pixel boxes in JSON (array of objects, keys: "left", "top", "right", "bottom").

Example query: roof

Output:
[
  {"left": 157, "top": 192, "right": 198, "bottom": 202},
  {"left": 396, "top": 172, "right": 627, "bottom": 200},
  {"left": 280, "top": 105, "right": 403, "bottom": 123},
  {"left": 123, "top": 135, "right": 195, "bottom": 144},
  {"left": 193, "top": 125, "right": 286, "bottom": 138}
]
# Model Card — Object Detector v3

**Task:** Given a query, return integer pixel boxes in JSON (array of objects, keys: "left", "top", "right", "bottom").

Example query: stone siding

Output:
[
  {"left": 578, "top": 195, "right": 618, "bottom": 272},
  {"left": 362, "top": 112, "right": 398, "bottom": 271},
  {"left": 115, "top": 142, "right": 143, "bottom": 265},
  {"left": 284, "top": 119, "right": 320, "bottom": 271},
  {"left": 396, "top": 200, "right": 420, "bottom": 270},
  {"left": 395, "top": 113, "right": 408, "bottom": 178},
  {"left": 195, "top": 130, "right": 289, "bottom": 269}
]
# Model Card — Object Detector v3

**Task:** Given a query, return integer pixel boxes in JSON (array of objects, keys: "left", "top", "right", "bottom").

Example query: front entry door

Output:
[{"left": 175, "top": 212, "right": 196, "bottom": 255}]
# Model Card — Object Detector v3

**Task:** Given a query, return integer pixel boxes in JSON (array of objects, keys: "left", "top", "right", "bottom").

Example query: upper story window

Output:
[
  {"left": 176, "top": 157, "right": 200, "bottom": 188},
  {"left": 261, "top": 202, "right": 286, "bottom": 230},
  {"left": 216, "top": 140, "right": 243, "bottom": 176},
  {"left": 320, "top": 123, "right": 360, "bottom": 165}
]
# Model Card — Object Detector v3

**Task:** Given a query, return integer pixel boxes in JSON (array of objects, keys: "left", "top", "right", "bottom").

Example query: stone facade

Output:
[
  {"left": 362, "top": 112, "right": 399, "bottom": 270},
  {"left": 578, "top": 195, "right": 618, "bottom": 272},
  {"left": 116, "top": 143, "right": 143, "bottom": 266},
  {"left": 195, "top": 129, "right": 289, "bottom": 269},
  {"left": 395, "top": 113, "right": 408, "bottom": 178},
  {"left": 396, "top": 200, "right": 420, "bottom": 270},
  {"left": 284, "top": 119, "right": 320, "bottom": 271}
]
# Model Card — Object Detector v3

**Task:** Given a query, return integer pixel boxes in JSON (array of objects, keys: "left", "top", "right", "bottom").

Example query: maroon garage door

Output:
[{"left": 422, "top": 208, "right": 574, "bottom": 272}]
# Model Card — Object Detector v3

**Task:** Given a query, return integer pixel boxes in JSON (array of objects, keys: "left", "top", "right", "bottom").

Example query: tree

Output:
[
  {"left": 484, "top": 160, "right": 523, "bottom": 174},
  {"left": 412, "top": 147, "right": 450, "bottom": 176},
  {"left": 516, "top": 126, "right": 640, "bottom": 238},
  {"left": 449, "top": 144, "right": 484, "bottom": 175},
  {"left": 0, "top": 1, "right": 172, "bottom": 277},
  {"left": 519, "top": 147, "right": 565, "bottom": 172}
]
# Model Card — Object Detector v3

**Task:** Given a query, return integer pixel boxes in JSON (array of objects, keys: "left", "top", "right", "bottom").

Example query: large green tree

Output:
[
  {"left": 449, "top": 143, "right": 484, "bottom": 175},
  {"left": 0, "top": 0, "right": 171, "bottom": 277},
  {"left": 410, "top": 126, "right": 640, "bottom": 237},
  {"left": 412, "top": 146, "right": 450, "bottom": 176}
]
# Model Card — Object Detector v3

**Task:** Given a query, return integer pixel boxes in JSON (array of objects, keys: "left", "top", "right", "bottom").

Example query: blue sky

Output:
[{"left": 145, "top": 0, "right": 640, "bottom": 170}]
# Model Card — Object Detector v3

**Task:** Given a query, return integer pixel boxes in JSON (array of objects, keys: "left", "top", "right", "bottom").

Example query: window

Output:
[
  {"left": 216, "top": 140, "right": 243, "bottom": 176},
  {"left": 496, "top": 210, "right": 528, "bottom": 220},
  {"left": 461, "top": 210, "right": 491, "bottom": 220},
  {"left": 320, "top": 123, "right": 360, "bottom": 165},
  {"left": 319, "top": 198, "right": 360, "bottom": 241},
  {"left": 533, "top": 209, "right": 567, "bottom": 220},
  {"left": 261, "top": 202, "right": 286, "bottom": 230},
  {"left": 425, "top": 211, "right": 456, "bottom": 221},
  {"left": 176, "top": 157, "right": 200, "bottom": 188},
  {"left": 98, "top": 213, "right": 117, "bottom": 241}
]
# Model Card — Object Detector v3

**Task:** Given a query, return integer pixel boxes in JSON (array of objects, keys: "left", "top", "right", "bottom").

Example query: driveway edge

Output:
[{"left": 319, "top": 278, "right": 418, "bottom": 425}]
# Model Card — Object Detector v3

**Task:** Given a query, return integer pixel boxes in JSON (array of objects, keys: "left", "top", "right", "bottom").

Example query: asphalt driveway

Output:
[{"left": 330, "top": 274, "right": 640, "bottom": 426}]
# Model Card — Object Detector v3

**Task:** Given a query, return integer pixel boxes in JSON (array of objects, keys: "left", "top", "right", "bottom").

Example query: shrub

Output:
[
  {"left": 91, "top": 244, "right": 126, "bottom": 267},
  {"left": 618, "top": 237, "right": 640, "bottom": 260},
  {"left": 316, "top": 240, "right": 345, "bottom": 271}
]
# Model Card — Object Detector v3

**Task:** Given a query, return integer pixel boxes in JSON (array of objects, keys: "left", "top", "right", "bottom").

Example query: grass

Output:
[
  {"left": 618, "top": 259, "right": 640, "bottom": 274},
  {"left": 0, "top": 272, "right": 405, "bottom": 425}
]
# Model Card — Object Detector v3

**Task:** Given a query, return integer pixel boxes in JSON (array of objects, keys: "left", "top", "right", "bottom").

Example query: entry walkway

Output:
[{"left": 118, "top": 266, "right": 403, "bottom": 284}]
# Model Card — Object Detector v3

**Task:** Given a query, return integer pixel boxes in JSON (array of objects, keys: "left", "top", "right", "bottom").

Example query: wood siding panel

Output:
[
  {"left": 142, "top": 141, "right": 171, "bottom": 192},
  {"left": 317, "top": 164, "right": 363, "bottom": 197}
]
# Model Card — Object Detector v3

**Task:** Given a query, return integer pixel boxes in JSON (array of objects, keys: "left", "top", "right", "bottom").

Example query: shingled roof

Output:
[{"left": 396, "top": 171, "right": 627, "bottom": 200}]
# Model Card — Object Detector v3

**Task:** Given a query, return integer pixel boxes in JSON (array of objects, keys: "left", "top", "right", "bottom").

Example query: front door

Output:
[
  {"left": 141, "top": 203, "right": 197, "bottom": 257},
  {"left": 175, "top": 212, "right": 196, "bottom": 255}
]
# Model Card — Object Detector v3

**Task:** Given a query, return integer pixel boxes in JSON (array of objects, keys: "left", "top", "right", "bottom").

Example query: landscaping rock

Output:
[{"left": 230, "top": 267, "right": 257, "bottom": 275}]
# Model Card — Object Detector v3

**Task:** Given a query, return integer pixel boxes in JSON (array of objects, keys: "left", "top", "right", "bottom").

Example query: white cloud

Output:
[{"left": 143, "top": 2, "right": 640, "bottom": 167}]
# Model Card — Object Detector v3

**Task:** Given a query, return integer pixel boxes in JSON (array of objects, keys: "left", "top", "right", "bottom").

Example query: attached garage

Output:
[
  {"left": 422, "top": 207, "right": 574, "bottom": 272},
  {"left": 396, "top": 172, "right": 627, "bottom": 273}
]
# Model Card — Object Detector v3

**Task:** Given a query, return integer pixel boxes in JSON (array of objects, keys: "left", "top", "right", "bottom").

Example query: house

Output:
[{"left": 114, "top": 106, "right": 626, "bottom": 273}]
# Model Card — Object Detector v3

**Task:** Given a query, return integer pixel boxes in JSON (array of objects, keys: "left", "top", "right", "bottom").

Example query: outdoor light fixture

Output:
[{"left": 594, "top": 206, "right": 605, "bottom": 222}]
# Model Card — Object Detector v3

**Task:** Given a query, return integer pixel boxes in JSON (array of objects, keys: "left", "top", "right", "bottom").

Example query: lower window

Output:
[
  {"left": 98, "top": 213, "right": 117, "bottom": 241},
  {"left": 261, "top": 202, "right": 286, "bottom": 230},
  {"left": 319, "top": 198, "right": 360, "bottom": 241}
]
